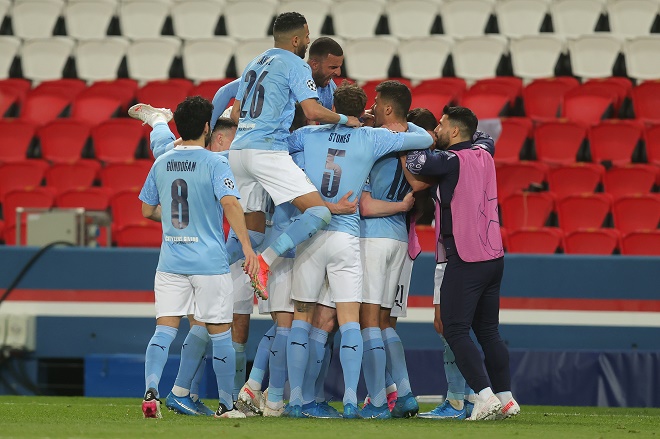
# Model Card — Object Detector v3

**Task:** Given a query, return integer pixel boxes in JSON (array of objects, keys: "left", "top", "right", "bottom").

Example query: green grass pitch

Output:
[{"left": 0, "top": 396, "right": 659, "bottom": 438}]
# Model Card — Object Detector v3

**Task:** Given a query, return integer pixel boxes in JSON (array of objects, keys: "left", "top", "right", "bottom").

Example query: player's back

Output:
[
  {"left": 231, "top": 48, "right": 317, "bottom": 152},
  {"left": 149, "top": 147, "right": 231, "bottom": 275}
]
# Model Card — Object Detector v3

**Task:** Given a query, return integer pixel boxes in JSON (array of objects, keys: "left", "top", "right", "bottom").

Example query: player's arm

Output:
[
  {"left": 221, "top": 196, "right": 258, "bottom": 278},
  {"left": 359, "top": 191, "right": 413, "bottom": 218},
  {"left": 299, "top": 98, "right": 361, "bottom": 127},
  {"left": 211, "top": 79, "right": 240, "bottom": 129},
  {"left": 473, "top": 130, "right": 496, "bottom": 157},
  {"left": 326, "top": 191, "right": 358, "bottom": 215},
  {"left": 141, "top": 203, "right": 161, "bottom": 222},
  {"left": 400, "top": 155, "right": 433, "bottom": 192}
]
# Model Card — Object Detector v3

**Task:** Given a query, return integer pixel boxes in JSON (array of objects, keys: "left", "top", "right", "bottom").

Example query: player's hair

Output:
[
  {"left": 309, "top": 37, "right": 343, "bottom": 59},
  {"left": 407, "top": 108, "right": 437, "bottom": 131},
  {"left": 212, "top": 117, "right": 237, "bottom": 134},
  {"left": 375, "top": 80, "right": 412, "bottom": 119},
  {"left": 333, "top": 81, "right": 367, "bottom": 118},
  {"left": 273, "top": 12, "right": 307, "bottom": 39},
  {"left": 290, "top": 103, "right": 308, "bottom": 132},
  {"left": 173, "top": 96, "right": 213, "bottom": 141},
  {"left": 443, "top": 105, "right": 478, "bottom": 139}
]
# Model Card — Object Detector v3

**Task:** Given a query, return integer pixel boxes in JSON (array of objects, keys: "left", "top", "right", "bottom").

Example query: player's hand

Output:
[
  {"left": 400, "top": 192, "right": 414, "bottom": 212},
  {"left": 361, "top": 110, "right": 375, "bottom": 127},
  {"left": 242, "top": 248, "right": 259, "bottom": 279},
  {"left": 345, "top": 115, "right": 362, "bottom": 128},
  {"left": 383, "top": 122, "right": 406, "bottom": 132},
  {"left": 333, "top": 191, "right": 358, "bottom": 214}
]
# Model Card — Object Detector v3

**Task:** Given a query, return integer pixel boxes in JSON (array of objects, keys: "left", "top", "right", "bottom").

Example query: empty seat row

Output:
[{"left": 4, "top": 0, "right": 660, "bottom": 40}]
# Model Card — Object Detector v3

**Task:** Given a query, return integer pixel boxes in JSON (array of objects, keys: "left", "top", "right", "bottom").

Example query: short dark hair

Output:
[
  {"left": 375, "top": 80, "right": 412, "bottom": 119},
  {"left": 407, "top": 108, "right": 437, "bottom": 131},
  {"left": 333, "top": 81, "right": 367, "bottom": 118},
  {"left": 212, "top": 117, "right": 237, "bottom": 134},
  {"left": 273, "top": 12, "right": 307, "bottom": 38},
  {"left": 309, "top": 37, "right": 343, "bottom": 59},
  {"left": 443, "top": 105, "right": 478, "bottom": 139},
  {"left": 173, "top": 96, "right": 213, "bottom": 141}
]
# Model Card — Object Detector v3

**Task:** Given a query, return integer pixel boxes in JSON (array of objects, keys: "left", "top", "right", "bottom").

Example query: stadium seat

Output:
[
  {"left": 603, "top": 165, "right": 657, "bottom": 198},
  {"left": 136, "top": 80, "right": 193, "bottom": 112},
  {"left": 0, "top": 89, "right": 19, "bottom": 117},
  {"left": 119, "top": 0, "right": 170, "bottom": 39},
  {"left": 91, "top": 119, "right": 145, "bottom": 164},
  {"left": 500, "top": 191, "right": 554, "bottom": 230},
  {"left": 547, "top": 163, "right": 604, "bottom": 198},
  {"left": 439, "top": 0, "right": 494, "bottom": 37},
  {"left": 556, "top": 193, "right": 612, "bottom": 233},
  {"left": 561, "top": 88, "right": 615, "bottom": 126},
  {"left": 18, "top": 92, "right": 71, "bottom": 126},
  {"left": 110, "top": 189, "right": 146, "bottom": 233},
  {"left": 507, "top": 227, "right": 563, "bottom": 254},
  {"left": 0, "top": 161, "right": 45, "bottom": 201},
  {"left": 0, "top": 78, "right": 31, "bottom": 108},
  {"left": 182, "top": 38, "right": 236, "bottom": 83},
  {"left": 278, "top": 0, "right": 331, "bottom": 37},
  {"left": 588, "top": 120, "right": 643, "bottom": 166},
  {"left": 496, "top": 161, "right": 548, "bottom": 200},
  {"left": 606, "top": 0, "right": 659, "bottom": 38},
  {"left": 522, "top": 78, "right": 579, "bottom": 121},
  {"left": 623, "top": 36, "right": 660, "bottom": 83},
  {"left": 581, "top": 78, "right": 632, "bottom": 114},
  {"left": 567, "top": 35, "right": 623, "bottom": 80},
  {"left": 101, "top": 162, "right": 151, "bottom": 194},
  {"left": 70, "top": 95, "right": 122, "bottom": 126},
  {"left": 469, "top": 77, "right": 523, "bottom": 105},
  {"left": 620, "top": 230, "right": 660, "bottom": 256},
  {"left": 549, "top": 0, "right": 604, "bottom": 38},
  {"left": 0, "top": 119, "right": 37, "bottom": 163},
  {"left": 55, "top": 187, "right": 111, "bottom": 211},
  {"left": 494, "top": 117, "right": 531, "bottom": 164},
  {"left": 20, "top": 37, "right": 76, "bottom": 82},
  {"left": 331, "top": 0, "right": 385, "bottom": 39},
  {"left": 415, "top": 224, "right": 436, "bottom": 253},
  {"left": 74, "top": 38, "right": 131, "bottom": 83},
  {"left": 534, "top": 120, "right": 587, "bottom": 165},
  {"left": 233, "top": 38, "right": 273, "bottom": 78},
  {"left": 413, "top": 78, "right": 466, "bottom": 103},
  {"left": 115, "top": 222, "right": 162, "bottom": 247},
  {"left": 0, "top": 0, "right": 8, "bottom": 24},
  {"left": 632, "top": 81, "right": 660, "bottom": 124},
  {"left": 191, "top": 79, "right": 236, "bottom": 102},
  {"left": 509, "top": 35, "right": 565, "bottom": 82},
  {"left": 63, "top": 0, "right": 115, "bottom": 39},
  {"left": 410, "top": 92, "right": 453, "bottom": 120},
  {"left": 612, "top": 194, "right": 660, "bottom": 235},
  {"left": 126, "top": 37, "right": 182, "bottom": 83},
  {"left": 45, "top": 162, "right": 99, "bottom": 193},
  {"left": 31, "top": 79, "right": 87, "bottom": 101},
  {"left": 398, "top": 36, "right": 453, "bottom": 82},
  {"left": 460, "top": 91, "right": 511, "bottom": 119},
  {"left": 494, "top": 0, "right": 548, "bottom": 37},
  {"left": 644, "top": 124, "right": 660, "bottom": 166},
  {"left": 500, "top": 227, "right": 509, "bottom": 251},
  {"left": 0, "top": 36, "right": 20, "bottom": 80},
  {"left": 564, "top": 228, "right": 621, "bottom": 255},
  {"left": 451, "top": 35, "right": 508, "bottom": 84},
  {"left": 171, "top": 0, "right": 222, "bottom": 39},
  {"left": 11, "top": 0, "right": 63, "bottom": 39},
  {"left": 386, "top": 0, "right": 439, "bottom": 38},
  {"left": 79, "top": 79, "right": 138, "bottom": 113},
  {"left": 224, "top": 0, "right": 277, "bottom": 39},
  {"left": 37, "top": 119, "right": 92, "bottom": 164},
  {"left": 343, "top": 37, "right": 398, "bottom": 82},
  {"left": 2, "top": 187, "right": 55, "bottom": 244}
]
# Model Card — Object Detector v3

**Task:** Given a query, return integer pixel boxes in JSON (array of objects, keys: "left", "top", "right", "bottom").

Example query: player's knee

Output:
[{"left": 306, "top": 205, "right": 331, "bottom": 227}]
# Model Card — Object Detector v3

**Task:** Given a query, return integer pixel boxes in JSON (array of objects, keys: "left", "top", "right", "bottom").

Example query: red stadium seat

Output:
[
  {"left": 19, "top": 91, "right": 71, "bottom": 126},
  {"left": 37, "top": 119, "right": 92, "bottom": 164},
  {"left": 496, "top": 162, "right": 548, "bottom": 200},
  {"left": 612, "top": 194, "right": 660, "bottom": 234},
  {"left": 557, "top": 193, "right": 612, "bottom": 233},
  {"left": 70, "top": 95, "right": 122, "bottom": 126},
  {"left": 0, "top": 119, "right": 37, "bottom": 163},
  {"left": 494, "top": 117, "right": 531, "bottom": 165},
  {"left": 115, "top": 222, "right": 162, "bottom": 247},
  {"left": 582, "top": 77, "right": 632, "bottom": 113},
  {"left": 564, "top": 228, "right": 621, "bottom": 255},
  {"left": 0, "top": 78, "right": 32, "bottom": 107},
  {"left": 45, "top": 162, "right": 99, "bottom": 193},
  {"left": 32, "top": 79, "right": 87, "bottom": 100},
  {"left": 191, "top": 79, "right": 236, "bottom": 102},
  {"left": 460, "top": 91, "right": 510, "bottom": 119},
  {"left": 603, "top": 165, "right": 657, "bottom": 198},
  {"left": 80, "top": 79, "right": 138, "bottom": 112},
  {"left": 0, "top": 161, "right": 45, "bottom": 201},
  {"left": 469, "top": 77, "right": 523, "bottom": 106},
  {"left": 643, "top": 124, "right": 660, "bottom": 166},
  {"left": 410, "top": 92, "right": 453, "bottom": 121},
  {"left": 100, "top": 162, "right": 151, "bottom": 194},
  {"left": 621, "top": 230, "right": 660, "bottom": 256},
  {"left": 500, "top": 191, "right": 554, "bottom": 230},
  {"left": 522, "top": 77, "right": 579, "bottom": 121},
  {"left": 0, "top": 87, "right": 20, "bottom": 117},
  {"left": 136, "top": 79, "right": 194, "bottom": 111},
  {"left": 547, "top": 163, "right": 604, "bottom": 198},
  {"left": 632, "top": 81, "right": 660, "bottom": 123},
  {"left": 507, "top": 227, "right": 563, "bottom": 254},
  {"left": 91, "top": 118, "right": 145, "bottom": 163},
  {"left": 500, "top": 227, "right": 508, "bottom": 251},
  {"left": 55, "top": 187, "right": 111, "bottom": 211},
  {"left": 413, "top": 77, "right": 466, "bottom": 103},
  {"left": 110, "top": 189, "right": 147, "bottom": 234},
  {"left": 561, "top": 88, "right": 615, "bottom": 125},
  {"left": 588, "top": 120, "right": 643, "bottom": 166},
  {"left": 534, "top": 120, "right": 587, "bottom": 165},
  {"left": 415, "top": 224, "right": 436, "bottom": 253}
]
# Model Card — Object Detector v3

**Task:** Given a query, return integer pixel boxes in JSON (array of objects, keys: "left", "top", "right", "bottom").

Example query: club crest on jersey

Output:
[
  {"left": 224, "top": 178, "right": 235, "bottom": 189},
  {"left": 306, "top": 79, "right": 317, "bottom": 91}
]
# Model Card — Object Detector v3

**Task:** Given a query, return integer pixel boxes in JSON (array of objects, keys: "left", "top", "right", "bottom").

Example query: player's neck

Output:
[
  {"left": 383, "top": 117, "right": 408, "bottom": 132},
  {"left": 180, "top": 138, "right": 205, "bottom": 148},
  {"left": 274, "top": 42, "right": 294, "bottom": 53}
]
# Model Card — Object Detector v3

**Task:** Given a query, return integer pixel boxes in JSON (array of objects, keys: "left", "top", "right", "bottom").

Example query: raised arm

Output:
[
  {"left": 299, "top": 98, "right": 361, "bottom": 127},
  {"left": 211, "top": 79, "right": 240, "bottom": 130}
]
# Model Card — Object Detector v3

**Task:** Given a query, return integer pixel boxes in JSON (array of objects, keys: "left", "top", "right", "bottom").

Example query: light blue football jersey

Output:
[
  {"left": 288, "top": 123, "right": 432, "bottom": 237},
  {"left": 230, "top": 48, "right": 318, "bottom": 152},
  {"left": 317, "top": 80, "right": 336, "bottom": 110},
  {"left": 139, "top": 146, "right": 240, "bottom": 275},
  {"left": 360, "top": 153, "right": 412, "bottom": 242}
]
